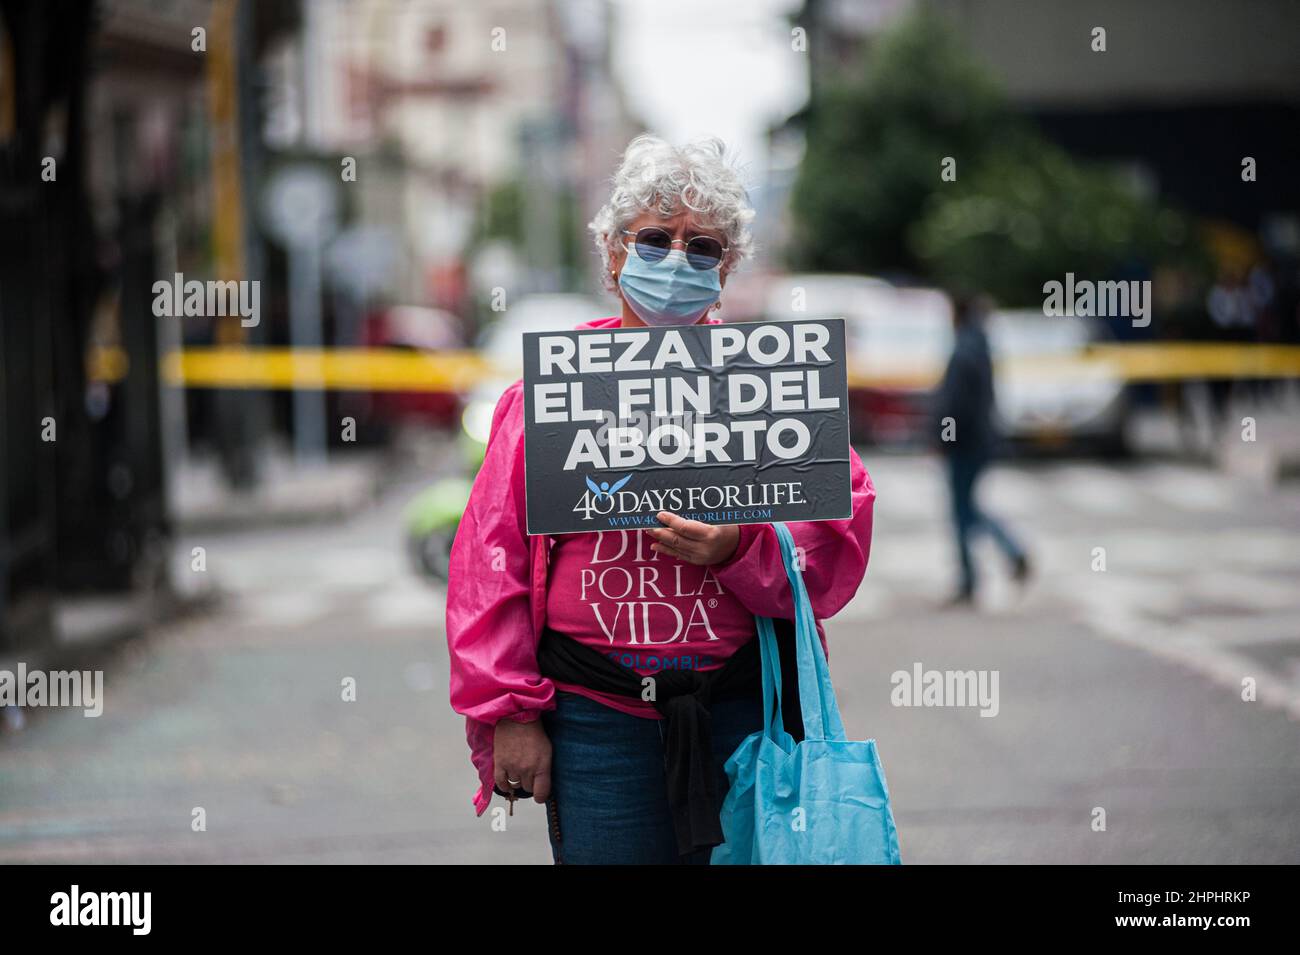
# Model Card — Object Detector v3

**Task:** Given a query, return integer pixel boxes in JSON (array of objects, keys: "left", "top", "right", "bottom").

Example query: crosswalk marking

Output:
[
  {"left": 1042, "top": 464, "right": 1141, "bottom": 516},
  {"left": 1140, "top": 464, "right": 1239, "bottom": 512}
]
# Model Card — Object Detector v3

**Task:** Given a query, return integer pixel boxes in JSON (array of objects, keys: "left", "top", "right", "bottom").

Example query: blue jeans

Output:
[
  {"left": 540, "top": 689, "right": 764, "bottom": 864},
  {"left": 946, "top": 450, "right": 1025, "bottom": 594}
]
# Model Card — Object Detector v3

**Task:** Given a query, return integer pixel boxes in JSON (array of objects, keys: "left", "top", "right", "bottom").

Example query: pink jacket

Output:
[{"left": 445, "top": 316, "right": 876, "bottom": 815}]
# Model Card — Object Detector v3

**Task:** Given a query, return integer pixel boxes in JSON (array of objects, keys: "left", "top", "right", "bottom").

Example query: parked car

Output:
[
  {"left": 763, "top": 274, "right": 952, "bottom": 445},
  {"left": 986, "top": 309, "right": 1131, "bottom": 455}
]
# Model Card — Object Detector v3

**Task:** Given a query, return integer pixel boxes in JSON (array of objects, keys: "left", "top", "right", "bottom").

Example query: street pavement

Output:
[{"left": 2, "top": 449, "right": 1298, "bottom": 864}]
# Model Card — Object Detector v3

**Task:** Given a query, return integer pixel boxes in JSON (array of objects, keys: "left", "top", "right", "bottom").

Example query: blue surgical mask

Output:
[{"left": 618, "top": 245, "right": 721, "bottom": 326}]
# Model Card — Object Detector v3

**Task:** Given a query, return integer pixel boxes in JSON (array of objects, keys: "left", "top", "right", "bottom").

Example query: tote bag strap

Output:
[
  {"left": 756, "top": 616, "right": 794, "bottom": 750},
  {"left": 770, "top": 522, "right": 847, "bottom": 742}
]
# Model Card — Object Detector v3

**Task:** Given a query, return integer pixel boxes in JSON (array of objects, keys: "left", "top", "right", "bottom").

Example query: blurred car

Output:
[
  {"left": 761, "top": 273, "right": 892, "bottom": 330},
  {"left": 763, "top": 275, "right": 952, "bottom": 445},
  {"left": 715, "top": 268, "right": 773, "bottom": 324},
  {"left": 986, "top": 309, "right": 1131, "bottom": 455},
  {"left": 478, "top": 293, "right": 609, "bottom": 380},
  {"left": 462, "top": 292, "right": 609, "bottom": 448},
  {"left": 356, "top": 304, "right": 467, "bottom": 430}
]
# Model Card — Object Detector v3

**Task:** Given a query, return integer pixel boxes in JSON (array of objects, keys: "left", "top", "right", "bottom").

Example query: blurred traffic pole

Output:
[
  {"left": 207, "top": 0, "right": 272, "bottom": 487},
  {"left": 261, "top": 163, "right": 337, "bottom": 466}
]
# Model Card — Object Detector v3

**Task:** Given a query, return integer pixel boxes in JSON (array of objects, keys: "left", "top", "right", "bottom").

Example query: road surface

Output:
[{"left": 2, "top": 451, "right": 1298, "bottom": 863}]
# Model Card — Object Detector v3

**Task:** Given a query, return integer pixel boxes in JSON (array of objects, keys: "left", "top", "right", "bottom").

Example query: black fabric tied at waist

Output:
[{"left": 536, "top": 624, "right": 801, "bottom": 858}]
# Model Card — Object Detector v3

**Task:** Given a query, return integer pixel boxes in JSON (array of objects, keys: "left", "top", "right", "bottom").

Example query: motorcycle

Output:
[{"left": 403, "top": 398, "right": 491, "bottom": 584}]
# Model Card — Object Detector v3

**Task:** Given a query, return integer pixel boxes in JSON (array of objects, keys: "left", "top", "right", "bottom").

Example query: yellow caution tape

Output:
[
  {"left": 847, "top": 344, "right": 1300, "bottom": 389},
  {"left": 80, "top": 343, "right": 1300, "bottom": 391},
  {"left": 1070, "top": 343, "right": 1300, "bottom": 381},
  {"left": 159, "top": 347, "right": 495, "bottom": 391}
]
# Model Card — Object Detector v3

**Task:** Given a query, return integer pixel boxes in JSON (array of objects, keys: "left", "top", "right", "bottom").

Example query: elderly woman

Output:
[{"left": 446, "top": 135, "right": 875, "bottom": 864}]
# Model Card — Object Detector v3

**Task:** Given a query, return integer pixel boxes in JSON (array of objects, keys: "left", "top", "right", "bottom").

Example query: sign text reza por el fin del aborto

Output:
[{"left": 521, "top": 319, "right": 851, "bottom": 535}]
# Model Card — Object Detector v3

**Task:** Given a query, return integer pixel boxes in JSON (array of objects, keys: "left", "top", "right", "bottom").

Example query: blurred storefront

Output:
[
  {"left": 1, "top": 0, "right": 640, "bottom": 650},
  {"left": 256, "top": 0, "right": 638, "bottom": 325},
  {"left": 0, "top": 0, "right": 297, "bottom": 649}
]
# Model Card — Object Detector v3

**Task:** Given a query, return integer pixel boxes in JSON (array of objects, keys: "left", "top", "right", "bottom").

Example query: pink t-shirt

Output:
[{"left": 545, "top": 529, "right": 757, "bottom": 718}]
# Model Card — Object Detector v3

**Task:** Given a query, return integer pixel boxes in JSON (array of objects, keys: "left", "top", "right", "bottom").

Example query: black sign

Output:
[{"left": 522, "top": 319, "right": 851, "bottom": 535}]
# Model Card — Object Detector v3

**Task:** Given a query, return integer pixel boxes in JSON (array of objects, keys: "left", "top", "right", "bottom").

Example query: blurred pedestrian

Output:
[{"left": 932, "top": 293, "right": 1030, "bottom": 605}]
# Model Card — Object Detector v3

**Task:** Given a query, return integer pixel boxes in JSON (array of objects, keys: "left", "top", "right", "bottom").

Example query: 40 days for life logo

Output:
[{"left": 571, "top": 472, "right": 809, "bottom": 525}]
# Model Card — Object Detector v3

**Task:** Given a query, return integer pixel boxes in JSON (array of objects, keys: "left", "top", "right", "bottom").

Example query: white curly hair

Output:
[{"left": 588, "top": 134, "right": 756, "bottom": 292}]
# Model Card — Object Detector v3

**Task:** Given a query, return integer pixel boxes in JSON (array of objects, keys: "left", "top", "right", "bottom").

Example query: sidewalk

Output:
[
  {"left": 2, "top": 450, "right": 391, "bottom": 705},
  {"left": 171, "top": 449, "right": 388, "bottom": 534}
]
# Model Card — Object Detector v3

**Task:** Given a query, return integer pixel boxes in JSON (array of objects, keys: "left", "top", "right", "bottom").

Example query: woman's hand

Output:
[
  {"left": 494, "top": 719, "right": 552, "bottom": 803},
  {"left": 646, "top": 511, "right": 740, "bottom": 566}
]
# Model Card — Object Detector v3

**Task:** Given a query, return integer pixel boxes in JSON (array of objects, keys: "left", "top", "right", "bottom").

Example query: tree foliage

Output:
[
  {"left": 910, "top": 133, "right": 1201, "bottom": 305},
  {"left": 789, "top": 7, "right": 1007, "bottom": 274},
  {"left": 789, "top": 7, "right": 1203, "bottom": 304}
]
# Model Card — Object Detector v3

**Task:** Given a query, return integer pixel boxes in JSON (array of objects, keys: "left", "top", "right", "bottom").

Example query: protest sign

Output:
[{"left": 522, "top": 318, "right": 850, "bottom": 535}]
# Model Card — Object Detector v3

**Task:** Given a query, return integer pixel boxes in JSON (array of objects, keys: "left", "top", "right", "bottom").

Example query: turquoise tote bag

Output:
[{"left": 711, "top": 522, "right": 902, "bottom": 865}]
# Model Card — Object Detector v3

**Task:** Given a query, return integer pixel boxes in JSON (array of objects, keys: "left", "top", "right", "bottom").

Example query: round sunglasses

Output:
[{"left": 621, "top": 227, "right": 728, "bottom": 271}]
